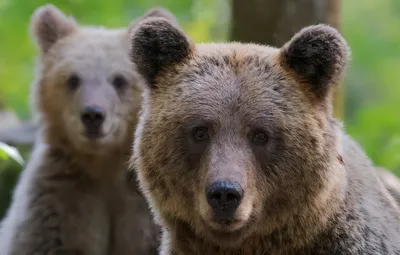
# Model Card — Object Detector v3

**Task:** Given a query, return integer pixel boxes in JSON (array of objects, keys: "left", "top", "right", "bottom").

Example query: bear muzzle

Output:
[
  {"left": 80, "top": 105, "right": 106, "bottom": 139},
  {"left": 206, "top": 180, "right": 244, "bottom": 223}
]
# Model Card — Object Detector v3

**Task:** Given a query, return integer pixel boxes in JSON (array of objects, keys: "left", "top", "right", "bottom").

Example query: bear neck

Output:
[{"left": 36, "top": 123, "right": 132, "bottom": 181}]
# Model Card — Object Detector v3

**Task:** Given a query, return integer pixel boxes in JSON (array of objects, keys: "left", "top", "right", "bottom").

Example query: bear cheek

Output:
[
  {"left": 119, "top": 91, "right": 142, "bottom": 138},
  {"left": 141, "top": 135, "right": 194, "bottom": 206},
  {"left": 40, "top": 78, "right": 67, "bottom": 123}
]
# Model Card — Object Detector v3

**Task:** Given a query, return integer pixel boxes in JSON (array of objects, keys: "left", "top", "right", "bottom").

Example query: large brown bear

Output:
[
  {"left": 0, "top": 5, "right": 177, "bottom": 255},
  {"left": 130, "top": 17, "right": 400, "bottom": 254}
]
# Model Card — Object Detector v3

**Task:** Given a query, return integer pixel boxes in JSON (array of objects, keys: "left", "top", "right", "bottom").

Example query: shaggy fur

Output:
[
  {"left": 0, "top": 5, "right": 177, "bottom": 255},
  {"left": 378, "top": 167, "right": 400, "bottom": 204},
  {"left": 130, "top": 18, "right": 400, "bottom": 255}
]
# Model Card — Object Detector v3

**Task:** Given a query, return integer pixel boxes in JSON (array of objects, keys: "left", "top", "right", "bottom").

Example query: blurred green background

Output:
[{"left": 0, "top": 0, "right": 399, "bottom": 218}]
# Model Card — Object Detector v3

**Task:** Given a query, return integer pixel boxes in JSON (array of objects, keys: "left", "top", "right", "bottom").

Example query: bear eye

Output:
[
  {"left": 251, "top": 130, "right": 269, "bottom": 145},
  {"left": 192, "top": 126, "right": 210, "bottom": 142},
  {"left": 112, "top": 74, "right": 128, "bottom": 90},
  {"left": 66, "top": 74, "right": 80, "bottom": 91}
]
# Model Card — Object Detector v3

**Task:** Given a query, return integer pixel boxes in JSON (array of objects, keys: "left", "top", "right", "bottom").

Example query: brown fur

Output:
[
  {"left": 130, "top": 18, "right": 400, "bottom": 255},
  {"left": 0, "top": 5, "right": 178, "bottom": 255}
]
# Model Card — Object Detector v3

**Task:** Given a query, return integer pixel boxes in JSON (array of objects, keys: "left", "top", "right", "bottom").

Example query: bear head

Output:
[
  {"left": 130, "top": 17, "right": 350, "bottom": 249},
  {"left": 30, "top": 4, "right": 176, "bottom": 157}
]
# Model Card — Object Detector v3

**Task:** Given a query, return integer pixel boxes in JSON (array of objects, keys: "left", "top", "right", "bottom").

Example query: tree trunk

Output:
[{"left": 230, "top": 0, "right": 344, "bottom": 118}]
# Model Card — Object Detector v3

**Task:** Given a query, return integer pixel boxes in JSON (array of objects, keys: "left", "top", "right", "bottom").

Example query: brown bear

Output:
[
  {"left": 0, "top": 5, "right": 177, "bottom": 255},
  {"left": 129, "top": 17, "right": 400, "bottom": 254}
]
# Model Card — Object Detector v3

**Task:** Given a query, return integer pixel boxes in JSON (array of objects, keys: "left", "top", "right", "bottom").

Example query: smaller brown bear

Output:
[
  {"left": 0, "top": 5, "right": 177, "bottom": 255},
  {"left": 130, "top": 17, "right": 400, "bottom": 255}
]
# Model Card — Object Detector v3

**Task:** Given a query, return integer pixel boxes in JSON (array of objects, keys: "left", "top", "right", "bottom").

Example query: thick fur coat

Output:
[{"left": 130, "top": 17, "right": 400, "bottom": 254}]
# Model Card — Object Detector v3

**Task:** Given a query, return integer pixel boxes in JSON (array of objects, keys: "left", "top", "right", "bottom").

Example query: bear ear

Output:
[
  {"left": 130, "top": 17, "right": 192, "bottom": 89},
  {"left": 280, "top": 24, "right": 350, "bottom": 99},
  {"left": 30, "top": 4, "right": 77, "bottom": 53}
]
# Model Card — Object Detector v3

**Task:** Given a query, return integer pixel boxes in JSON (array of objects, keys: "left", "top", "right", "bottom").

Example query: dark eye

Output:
[
  {"left": 251, "top": 130, "right": 269, "bottom": 145},
  {"left": 66, "top": 74, "right": 80, "bottom": 90},
  {"left": 192, "top": 126, "right": 210, "bottom": 142},
  {"left": 112, "top": 74, "right": 128, "bottom": 90}
]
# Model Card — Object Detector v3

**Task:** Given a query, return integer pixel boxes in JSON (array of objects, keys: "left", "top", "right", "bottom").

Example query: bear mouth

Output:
[
  {"left": 196, "top": 210, "right": 260, "bottom": 247},
  {"left": 198, "top": 217, "right": 253, "bottom": 247},
  {"left": 208, "top": 218, "right": 245, "bottom": 232},
  {"left": 84, "top": 130, "right": 105, "bottom": 140},
  {"left": 200, "top": 214, "right": 248, "bottom": 234}
]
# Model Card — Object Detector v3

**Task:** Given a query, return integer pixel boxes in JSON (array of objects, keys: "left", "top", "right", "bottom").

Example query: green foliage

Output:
[
  {"left": 0, "top": 142, "right": 25, "bottom": 165},
  {"left": 0, "top": 159, "right": 21, "bottom": 219},
  {"left": 0, "top": 143, "right": 24, "bottom": 218},
  {"left": 342, "top": 0, "right": 400, "bottom": 175}
]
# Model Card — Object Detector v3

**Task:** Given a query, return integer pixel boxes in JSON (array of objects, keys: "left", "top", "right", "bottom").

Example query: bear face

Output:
[
  {"left": 131, "top": 18, "right": 349, "bottom": 250},
  {"left": 30, "top": 5, "right": 146, "bottom": 156}
]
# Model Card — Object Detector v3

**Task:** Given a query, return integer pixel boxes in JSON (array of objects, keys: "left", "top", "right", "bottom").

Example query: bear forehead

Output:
[
  {"left": 44, "top": 28, "right": 134, "bottom": 76},
  {"left": 51, "top": 27, "right": 129, "bottom": 60},
  {"left": 166, "top": 43, "right": 305, "bottom": 110},
  {"left": 153, "top": 43, "right": 311, "bottom": 123},
  {"left": 179, "top": 43, "right": 286, "bottom": 91}
]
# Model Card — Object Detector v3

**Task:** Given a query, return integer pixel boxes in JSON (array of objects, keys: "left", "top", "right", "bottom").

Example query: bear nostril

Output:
[
  {"left": 206, "top": 180, "right": 243, "bottom": 220},
  {"left": 226, "top": 193, "right": 237, "bottom": 203},
  {"left": 80, "top": 106, "right": 105, "bottom": 132}
]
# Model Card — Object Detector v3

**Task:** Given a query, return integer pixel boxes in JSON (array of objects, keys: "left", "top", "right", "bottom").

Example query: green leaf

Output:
[
  {"left": 0, "top": 142, "right": 24, "bottom": 166},
  {"left": 0, "top": 145, "right": 8, "bottom": 160}
]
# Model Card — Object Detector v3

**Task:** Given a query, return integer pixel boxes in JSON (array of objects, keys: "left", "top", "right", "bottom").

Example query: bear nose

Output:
[
  {"left": 206, "top": 180, "right": 243, "bottom": 220},
  {"left": 80, "top": 106, "right": 105, "bottom": 132}
]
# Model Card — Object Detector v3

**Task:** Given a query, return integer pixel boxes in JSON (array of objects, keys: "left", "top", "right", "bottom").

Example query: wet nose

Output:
[
  {"left": 206, "top": 180, "right": 243, "bottom": 220},
  {"left": 80, "top": 106, "right": 105, "bottom": 132}
]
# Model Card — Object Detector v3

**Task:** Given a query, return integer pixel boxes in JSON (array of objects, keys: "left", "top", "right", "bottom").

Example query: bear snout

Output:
[
  {"left": 80, "top": 105, "right": 106, "bottom": 138},
  {"left": 206, "top": 180, "right": 244, "bottom": 222}
]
